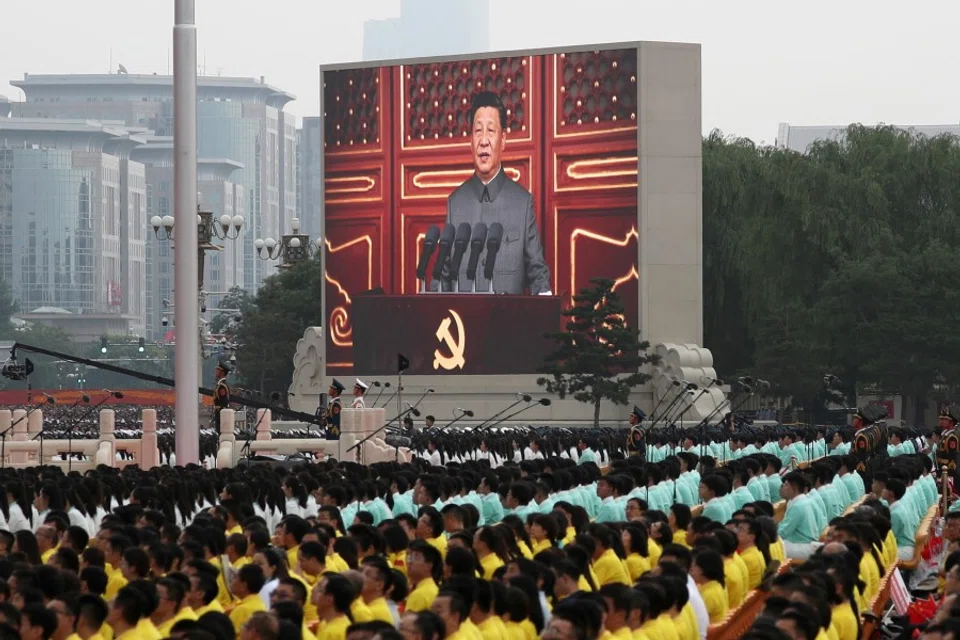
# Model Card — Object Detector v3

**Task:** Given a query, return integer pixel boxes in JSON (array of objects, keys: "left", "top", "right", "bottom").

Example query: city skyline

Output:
[{"left": 4, "top": 1, "right": 960, "bottom": 144}]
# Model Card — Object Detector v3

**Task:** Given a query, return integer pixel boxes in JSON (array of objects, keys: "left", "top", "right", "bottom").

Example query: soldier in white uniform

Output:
[{"left": 352, "top": 379, "right": 369, "bottom": 409}]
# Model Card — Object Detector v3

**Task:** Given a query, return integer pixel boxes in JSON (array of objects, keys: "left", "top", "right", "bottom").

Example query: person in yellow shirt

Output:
[
  {"left": 37, "top": 525, "right": 59, "bottom": 564},
  {"left": 186, "top": 572, "right": 224, "bottom": 617},
  {"left": 417, "top": 509, "right": 449, "bottom": 560},
  {"left": 735, "top": 518, "right": 769, "bottom": 590},
  {"left": 102, "top": 539, "right": 129, "bottom": 601},
  {"left": 588, "top": 525, "right": 630, "bottom": 586},
  {"left": 406, "top": 540, "right": 443, "bottom": 613},
  {"left": 529, "top": 515, "right": 559, "bottom": 556},
  {"left": 599, "top": 583, "right": 639, "bottom": 640},
  {"left": 400, "top": 611, "right": 448, "bottom": 640},
  {"left": 313, "top": 573, "right": 355, "bottom": 640},
  {"left": 470, "top": 579, "right": 509, "bottom": 640},
  {"left": 669, "top": 505, "right": 693, "bottom": 549},
  {"left": 690, "top": 549, "right": 728, "bottom": 624},
  {"left": 359, "top": 556, "right": 395, "bottom": 624},
  {"left": 226, "top": 533, "right": 252, "bottom": 570},
  {"left": 431, "top": 590, "right": 472, "bottom": 640},
  {"left": 68, "top": 593, "right": 110, "bottom": 640},
  {"left": 621, "top": 524, "right": 652, "bottom": 583},
  {"left": 657, "top": 564, "right": 699, "bottom": 640},
  {"left": 239, "top": 611, "right": 281, "bottom": 638},
  {"left": 634, "top": 579, "right": 680, "bottom": 640},
  {"left": 472, "top": 527, "right": 508, "bottom": 580},
  {"left": 106, "top": 586, "right": 148, "bottom": 640},
  {"left": 153, "top": 577, "right": 198, "bottom": 637},
  {"left": 542, "top": 599, "right": 603, "bottom": 640},
  {"left": 229, "top": 564, "right": 268, "bottom": 633}
]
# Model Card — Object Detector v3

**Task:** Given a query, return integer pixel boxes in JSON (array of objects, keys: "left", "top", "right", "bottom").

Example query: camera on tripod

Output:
[{"left": 1, "top": 356, "right": 34, "bottom": 381}]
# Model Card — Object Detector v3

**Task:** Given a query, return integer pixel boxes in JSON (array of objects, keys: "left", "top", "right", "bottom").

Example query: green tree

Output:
[
  {"left": 209, "top": 286, "right": 255, "bottom": 336},
  {"left": 234, "top": 258, "right": 324, "bottom": 396},
  {"left": 537, "top": 278, "right": 660, "bottom": 427},
  {"left": 702, "top": 125, "right": 960, "bottom": 424},
  {"left": 0, "top": 323, "right": 74, "bottom": 391}
]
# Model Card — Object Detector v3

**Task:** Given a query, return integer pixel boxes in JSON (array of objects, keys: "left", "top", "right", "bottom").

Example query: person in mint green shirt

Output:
[
  {"left": 763, "top": 456, "right": 783, "bottom": 499},
  {"left": 699, "top": 474, "right": 733, "bottom": 524},
  {"left": 883, "top": 478, "right": 919, "bottom": 561},
  {"left": 730, "top": 467, "right": 756, "bottom": 510},
  {"left": 577, "top": 439, "right": 598, "bottom": 466},
  {"left": 778, "top": 471, "right": 823, "bottom": 560}
]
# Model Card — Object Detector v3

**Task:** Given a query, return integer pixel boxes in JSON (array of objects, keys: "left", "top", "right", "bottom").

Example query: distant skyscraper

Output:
[
  {"left": 776, "top": 122, "right": 960, "bottom": 153},
  {"left": 0, "top": 119, "right": 148, "bottom": 340},
  {"left": 131, "top": 139, "right": 245, "bottom": 340},
  {"left": 296, "top": 117, "right": 322, "bottom": 239},
  {"left": 10, "top": 73, "right": 297, "bottom": 294},
  {"left": 363, "top": 0, "right": 491, "bottom": 61}
]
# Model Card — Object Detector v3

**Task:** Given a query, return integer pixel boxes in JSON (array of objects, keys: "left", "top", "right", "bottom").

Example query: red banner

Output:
[{"left": 0, "top": 389, "right": 177, "bottom": 406}]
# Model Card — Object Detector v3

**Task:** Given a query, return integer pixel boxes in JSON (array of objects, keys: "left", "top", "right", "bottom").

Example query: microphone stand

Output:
[
  {"left": 1, "top": 398, "right": 54, "bottom": 469},
  {"left": 59, "top": 393, "right": 117, "bottom": 470},
  {"left": 379, "top": 386, "right": 403, "bottom": 409},
  {"left": 474, "top": 397, "right": 529, "bottom": 431},
  {"left": 647, "top": 383, "right": 680, "bottom": 425},
  {"left": 479, "top": 402, "right": 549, "bottom": 431},
  {"left": 372, "top": 384, "right": 388, "bottom": 407},
  {"left": 436, "top": 411, "right": 471, "bottom": 433},
  {"left": 651, "top": 385, "right": 691, "bottom": 428},
  {"left": 240, "top": 406, "right": 271, "bottom": 463}
]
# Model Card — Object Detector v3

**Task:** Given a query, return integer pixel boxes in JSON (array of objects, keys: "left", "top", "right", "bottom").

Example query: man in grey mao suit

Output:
[{"left": 442, "top": 91, "right": 552, "bottom": 295}]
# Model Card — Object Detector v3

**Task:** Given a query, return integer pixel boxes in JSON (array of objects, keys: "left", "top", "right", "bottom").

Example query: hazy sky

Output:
[{"left": 2, "top": 0, "right": 959, "bottom": 144}]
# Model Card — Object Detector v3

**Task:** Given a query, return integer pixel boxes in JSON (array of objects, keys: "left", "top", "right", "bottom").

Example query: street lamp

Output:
[
  {"left": 254, "top": 218, "right": 322, "bottom": 268},
  {"left": 151, "top": 197, "right": 244, "bottom": 452}
]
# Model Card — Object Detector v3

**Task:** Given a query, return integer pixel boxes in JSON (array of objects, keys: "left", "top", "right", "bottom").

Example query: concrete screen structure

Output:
[{"left": 313, "top": 42, "right": 705, "bottom": 425}]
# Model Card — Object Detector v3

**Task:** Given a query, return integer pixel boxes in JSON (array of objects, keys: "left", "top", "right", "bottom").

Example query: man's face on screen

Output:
[{"left": 471, "top": 106, "right": 505, "bottom": 181}]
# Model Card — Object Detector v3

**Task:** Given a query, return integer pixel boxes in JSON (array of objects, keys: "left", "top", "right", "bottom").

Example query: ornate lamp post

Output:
[{"left": 254, "top": 218, "right": 322, "bottom": 268}]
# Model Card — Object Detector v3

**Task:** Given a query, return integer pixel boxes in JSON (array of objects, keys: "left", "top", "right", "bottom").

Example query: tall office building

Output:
[
  {"left": 131, "top": 138, "right": 244, "bottom": 340},
  {"left": 776, "top": 122, "right": 960, "bottom": 152},
  {"left": 10, "top": 73, "right": 296, "bottom": 292},
  {"left": 0, "top": 119, "right": 148, "bottom": 340},
  {"left": 296, "top": 117, "right": 322, "bottom": 239},
  {"left": 363, "top": 0, "right": 491, "bottom": 61}
]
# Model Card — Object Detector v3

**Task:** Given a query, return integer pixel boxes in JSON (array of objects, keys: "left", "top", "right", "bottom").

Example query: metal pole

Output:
[{"left": 174, "top": 0, "right": 200, "bottom": 465}]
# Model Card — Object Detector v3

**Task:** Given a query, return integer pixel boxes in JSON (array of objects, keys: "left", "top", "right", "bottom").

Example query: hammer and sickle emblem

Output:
[{"left": 433, "top": 309, "right": 466, "bottom": 371}]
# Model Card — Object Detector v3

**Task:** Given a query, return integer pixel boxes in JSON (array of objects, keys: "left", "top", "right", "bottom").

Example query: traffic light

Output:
[
  {"left": 138, "top": 337, "right": 145, "bottom": 353},
  {"left": 100, "top": 337, "right": 108, "bottom": 354}
]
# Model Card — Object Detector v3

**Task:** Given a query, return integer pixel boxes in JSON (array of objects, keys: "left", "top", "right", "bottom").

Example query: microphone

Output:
[
  {"left": 538, "top": 398, "right": 551, "bottom": 406},
  {"left": 416, "top": 225, "right": 442, "bottom": 281},
  {"left": 465, "top": 222, "right": 488, "bottom": 282},
  {"left": 405, "top": 402, "right": 421, "bottom": 417},
  {"left": 482, "top": 222, "right": 504, "bottom": 283},
  {"left": 757, "top": 379, "right": 771, "bottom": 390},
  {"left": 373, "top": 381, "right": 381, "bottom": 388},
  {"left": 517, "top": 393, "right": 532, "bottom": 402},
  {"left": 103, "top": 390, "right": 124, "bottom": 399},
  {"left": 270, "top": 391, "right": 282, "bottom": 402},
  {"left": 449, "top": 222, "right": 472, "bottom": 281},
  {"left": 41, "top": 393, "right": 56, "bottom": 405},
  {"left": 431, "top": 224, "right": 456, "bottom": 282},
  {"left": 457, "top": 408, "right": 475, "bottom": 417}
]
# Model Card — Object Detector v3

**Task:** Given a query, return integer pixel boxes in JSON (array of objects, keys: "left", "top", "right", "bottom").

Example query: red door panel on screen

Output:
[
  {"left": 323, "top": 49, "right": 639, "bottom": 372},
  {"left": 323, "top": 66, "right": 393, "bottom": 370},
  {"left": 545, "top": 50, "right": 639, "bottom": 326}
]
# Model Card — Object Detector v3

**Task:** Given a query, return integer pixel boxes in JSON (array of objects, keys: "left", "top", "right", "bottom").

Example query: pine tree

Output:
[{"left": 537, "top": 278, "right": 659, "bottom": 428}]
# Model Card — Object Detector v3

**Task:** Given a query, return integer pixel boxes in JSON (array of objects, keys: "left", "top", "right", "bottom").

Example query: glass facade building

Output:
[
  {"left": 296, "top": 117, "right": 322, "bottom": 239},
  {"left": 0, "top": 120, "right": 147, "bottom": 338}
]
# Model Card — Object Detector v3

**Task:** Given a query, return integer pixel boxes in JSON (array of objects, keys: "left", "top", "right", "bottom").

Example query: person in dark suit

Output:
[{"left": 443, "top": 91, "right": 552, "bottom": 295}]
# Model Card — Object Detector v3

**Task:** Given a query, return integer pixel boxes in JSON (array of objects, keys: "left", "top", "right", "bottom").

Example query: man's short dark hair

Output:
[{"left": 469, "top": 91, "right": 507, "bottom": 130}]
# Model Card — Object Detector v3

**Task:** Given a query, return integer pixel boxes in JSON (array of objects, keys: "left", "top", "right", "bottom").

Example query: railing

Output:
[{"left": 0, "top": 407, "right": 406, "bottom": 469}]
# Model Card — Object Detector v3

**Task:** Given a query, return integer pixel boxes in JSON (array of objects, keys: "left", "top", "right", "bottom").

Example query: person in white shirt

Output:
[
  {"left": 4, "top": 482, "right": 31, "bottom": 533},
  {"left": 351, "top": 379, "right": 369, "bottom": 409},
  {"left": 524, "top": 439, "right": 544, "bottom": 461},
  {"left": 424, "top": 440, "right": 442, "bottom": 467}
]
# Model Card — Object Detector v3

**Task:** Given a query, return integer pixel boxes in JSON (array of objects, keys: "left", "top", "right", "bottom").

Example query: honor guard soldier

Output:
[
  {"left": 937, "top": 405, "right": 960, "bottom": 486},
  {"left": 852, "top": 404, "right": 888, "bottom": 480},
  {"left": 212, "top": 360, "right": 232, "bottom": 435},
  {"left": 627, "top": 406, "right": 647, "bottom": 459},
  {"left": 352, "top": 379, "right": 369, "bottom": 409},
  {"left": 325, "top": 379, "right": 344, "bottom": 440}
]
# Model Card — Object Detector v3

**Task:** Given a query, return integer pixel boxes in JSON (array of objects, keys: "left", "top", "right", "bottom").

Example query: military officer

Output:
[
  {"left": 212, "top": 360, "right": 231, "bottom": 435},
  {"left": 937, "top": 405, "right": 960, "bottom": 486},
  {"left": 352, "top": 379, "right": 369, "bottom": 409},
  {"left": 325, "top": 379, "right": 345, "bottom": 440}
]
